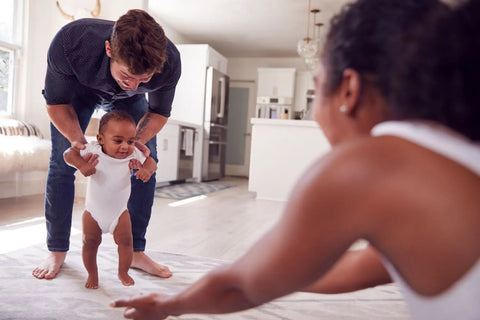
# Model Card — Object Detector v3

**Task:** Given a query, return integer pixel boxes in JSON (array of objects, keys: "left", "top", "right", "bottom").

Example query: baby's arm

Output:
[
  {"left": 64, "top": 147, "right": 97, "bottom": 177},
  {"left": 135, "top": 156, "right": 157, "bottom": 182}
]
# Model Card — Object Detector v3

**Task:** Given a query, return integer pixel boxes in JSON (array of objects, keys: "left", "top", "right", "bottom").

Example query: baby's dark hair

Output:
[
  {"left": 322, "top": 0, "right": 449, "bottom": 99},
  {"left": 98, "top": 110, "right": 136, "bottom": 134},
  {"left": 389, "top": 0, "right": 480, "bottom": 140}
]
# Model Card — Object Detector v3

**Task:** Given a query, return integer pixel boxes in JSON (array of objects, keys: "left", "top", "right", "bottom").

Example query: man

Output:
[{"left": 32, "top": 9, "right": 181, "bottom": 280}]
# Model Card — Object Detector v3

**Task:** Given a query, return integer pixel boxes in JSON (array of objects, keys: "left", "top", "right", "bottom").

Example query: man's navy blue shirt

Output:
[{"left": 43, "top": 18, "right": 181, "bottom": 117}]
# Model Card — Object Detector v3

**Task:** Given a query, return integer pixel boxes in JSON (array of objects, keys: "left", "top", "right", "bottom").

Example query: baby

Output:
[{"left": 64, "top": 110, "right": 156, "bottom": 289}]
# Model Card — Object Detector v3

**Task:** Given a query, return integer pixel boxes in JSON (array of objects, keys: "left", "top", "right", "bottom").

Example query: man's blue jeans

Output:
[{"left": 45, "top": 95, "right": 157, "bottom": 252}]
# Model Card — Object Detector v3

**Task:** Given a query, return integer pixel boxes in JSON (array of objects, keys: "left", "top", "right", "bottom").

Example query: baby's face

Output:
[{"left": 98, "top": 120, "right": 137, "bottom": 159}]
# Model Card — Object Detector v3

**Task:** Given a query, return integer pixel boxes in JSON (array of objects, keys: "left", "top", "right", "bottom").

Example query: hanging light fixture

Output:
[
  {"left": 297, "top": 0, "right": 321, "bottom": 71},
  {"left": 315, "top": 22, "right": 324, "bottom": 41},
  {"left": 305, "top": 18, "right": 325, "bottom": 71}
]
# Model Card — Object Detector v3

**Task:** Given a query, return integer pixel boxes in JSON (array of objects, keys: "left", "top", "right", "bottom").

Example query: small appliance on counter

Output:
[
  {"left": 302, "top": 89, "right": 315, "bottom": 120},
  {"left": 255, "top": 96, "right": 293, "bottom": 119}
]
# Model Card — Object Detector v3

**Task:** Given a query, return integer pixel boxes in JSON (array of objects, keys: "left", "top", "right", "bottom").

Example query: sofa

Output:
[{"left": 0, "top": 119, "right": 51, "bottom": 199}]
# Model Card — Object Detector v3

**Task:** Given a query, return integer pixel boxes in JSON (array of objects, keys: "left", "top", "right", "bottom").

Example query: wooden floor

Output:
[{"left": 0, "top": 177, "right": 286, "bottom": 262}]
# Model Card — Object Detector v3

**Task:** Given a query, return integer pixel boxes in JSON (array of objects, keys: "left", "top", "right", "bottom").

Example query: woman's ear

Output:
[{"left": 339, "top": 68, "right": 361, "bottom": 115}]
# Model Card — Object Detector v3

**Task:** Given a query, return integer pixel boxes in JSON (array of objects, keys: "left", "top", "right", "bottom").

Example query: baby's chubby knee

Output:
[
  {"left": 114, "top": 232, "right": 133, "bottom": 247},
  {"left": 83, "top": 233, "right": 102, "bottom": 248}
]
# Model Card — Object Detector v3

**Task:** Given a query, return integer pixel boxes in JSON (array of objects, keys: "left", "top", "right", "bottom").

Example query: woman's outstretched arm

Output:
[
  {"left": 303, "top": 245, "right": 391, "bottom": 294},
  {"left": 112, "top": 147, "right": 382, "bottom": 319}
]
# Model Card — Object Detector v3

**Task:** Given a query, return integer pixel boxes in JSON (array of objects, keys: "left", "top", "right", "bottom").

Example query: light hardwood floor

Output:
[{"left": 0, "top": 177, "right": 286, "bottom": 261}]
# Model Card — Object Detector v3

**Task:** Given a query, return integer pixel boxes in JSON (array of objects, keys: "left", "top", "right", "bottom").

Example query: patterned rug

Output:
[
  {"left": 155, "top": 182, "right": 232, "bottom": 200},
  {"left": 0, "top": 243, "right": 410, "bottom": 320}
]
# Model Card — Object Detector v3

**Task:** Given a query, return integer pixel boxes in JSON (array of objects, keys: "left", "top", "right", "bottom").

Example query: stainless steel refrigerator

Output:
[{"left": 201, "top": 66, "right": 230, "bottom": 181}]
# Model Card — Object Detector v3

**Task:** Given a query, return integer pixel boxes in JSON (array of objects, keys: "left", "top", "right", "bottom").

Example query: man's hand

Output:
[
  {"left": 135, "top": 168, "right": 153, "bottom": 182},
  {"left": 71, "top": 140, "right": 87, "bottom": 151},
  {"left": 111, "top": 293, "right": 170, "bottom": 320},
  {"left": 78, "top": 153, "right": 99, "bottom": 176},
  {"left": 129, "top": 159, "right": 142, "bottom": 173},
  {"left": 135, "top": 140, "right": 150, "bottom": 157}
]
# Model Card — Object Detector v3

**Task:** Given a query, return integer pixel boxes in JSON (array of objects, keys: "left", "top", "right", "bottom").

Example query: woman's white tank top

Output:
[{"left": 371, "top": 120, "right": 480, "bottom": 320}]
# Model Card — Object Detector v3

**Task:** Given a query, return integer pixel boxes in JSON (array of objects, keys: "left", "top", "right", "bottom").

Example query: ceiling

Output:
[{"left": 148, "top": 0, "right": 352, "bottom": 58}]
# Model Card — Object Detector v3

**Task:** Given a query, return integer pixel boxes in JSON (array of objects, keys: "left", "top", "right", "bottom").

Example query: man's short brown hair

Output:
[{"left": 110, "top": 9, "right": 167, "bottom": 75}]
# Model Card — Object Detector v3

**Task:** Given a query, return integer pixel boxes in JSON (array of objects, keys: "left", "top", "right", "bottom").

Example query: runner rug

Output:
[{"left": 155, "top": 182, "right": 232, "bottom": 200}]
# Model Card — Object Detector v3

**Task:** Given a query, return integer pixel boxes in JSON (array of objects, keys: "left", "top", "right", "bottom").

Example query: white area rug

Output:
[{"left": 0, "top": 243, "right": 411, "bottom": 319}]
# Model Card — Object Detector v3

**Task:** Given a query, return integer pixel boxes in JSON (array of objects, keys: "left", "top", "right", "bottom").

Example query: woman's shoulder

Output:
[
  {"left": 307, "top": 136, "right": 408, "bottom": 186},
  {"left": 291, "top": 134, "right": 478, "bottom": 228}
]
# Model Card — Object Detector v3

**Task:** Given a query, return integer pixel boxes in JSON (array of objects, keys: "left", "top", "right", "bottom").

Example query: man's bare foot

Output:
[
  {"left": 85, "top": 273, "right": 99, "bottom": 289},
  {"left": 118, "top": 271, "right": 135, "bottom": 286},
  {"left": 32, "top": 252, "right": 67, "bottom": 280},
  {"left": 131, "top": 251, "right": 172, "bottom": 278}
]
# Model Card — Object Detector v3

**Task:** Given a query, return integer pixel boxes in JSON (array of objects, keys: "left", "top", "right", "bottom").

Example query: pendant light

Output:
[
  {"left": 297, "top": 0, "right": 319, "bottom": 60},
  {"left": 297, "top": 0, "right": 321, "bottom": 71}
]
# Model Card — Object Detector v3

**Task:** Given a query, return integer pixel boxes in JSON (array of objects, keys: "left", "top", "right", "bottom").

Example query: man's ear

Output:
[
  {"left": 105, "top": 40, "right": 112, "bottom": 58},
  {"left": 339, "top": 68, "right": 361, "bottom": 115}
]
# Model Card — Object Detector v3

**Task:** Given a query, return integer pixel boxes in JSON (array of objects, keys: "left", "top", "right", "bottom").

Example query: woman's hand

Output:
[{"left": 111, "top": 293, "right": 170, "bottom": 320}]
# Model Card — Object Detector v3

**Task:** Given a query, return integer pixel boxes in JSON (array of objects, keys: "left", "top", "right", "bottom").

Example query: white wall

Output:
[
  {"left": 19, "top": 0, "right": 147, "bottom": 139},
  {"left": 20, "top": 1, "right": 313, "bottom": 137},
  {"left": 2, "top": 0, "right": 147, "bottom": 198}
]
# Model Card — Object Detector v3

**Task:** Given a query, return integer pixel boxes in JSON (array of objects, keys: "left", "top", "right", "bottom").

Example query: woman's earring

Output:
[{"left": 339, "top": 104, "right": 348, "bottom": 113}]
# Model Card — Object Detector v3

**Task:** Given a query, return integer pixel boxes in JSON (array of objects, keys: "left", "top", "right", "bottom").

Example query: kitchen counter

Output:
[
  {"left": 166, "top": 118, "right": 202, "bottom": 130},
  {"left": 250, "top": 118, "right": 319, "bottom": 127},
  {"left": 248, "top": 118, "right": 331, "bottom": 201}
]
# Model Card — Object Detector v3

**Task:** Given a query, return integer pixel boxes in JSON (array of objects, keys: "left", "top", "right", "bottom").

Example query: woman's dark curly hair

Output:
[
  {"left": 322, "top": 0, "right": 449, "bottom": 100},
  {"left": 389, "top": 0, "right": 480, "bottom": 140}
]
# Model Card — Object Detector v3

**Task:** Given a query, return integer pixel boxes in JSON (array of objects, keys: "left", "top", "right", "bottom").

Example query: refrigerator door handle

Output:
[
  {"left": 217, "top": 77, "right": 226, "bottom": 118},
  {"left": 210, "top": 123, "right": 227, "bottom": 129}
]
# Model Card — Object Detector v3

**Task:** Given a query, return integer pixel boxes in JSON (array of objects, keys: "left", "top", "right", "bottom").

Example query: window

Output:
[{"left": 0, "top": 0, "right": 22, "bottom": 115}]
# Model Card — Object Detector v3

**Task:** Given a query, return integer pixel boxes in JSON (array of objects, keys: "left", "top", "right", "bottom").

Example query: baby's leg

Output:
[
  {"left": 113, "top": 210, "right": 134, "bottom": 286},
  {"left": 82, "top": 211, "right": 102, "bottom": 289}
]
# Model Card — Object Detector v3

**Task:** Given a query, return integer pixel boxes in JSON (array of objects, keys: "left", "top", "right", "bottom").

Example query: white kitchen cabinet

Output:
[
  {"left": 294, "top": 71, "right": 315, "bottom": 112},
  {"left": 156, "top": 123, "right": 179, "bottom": 183},
  {"left": 257, "top": 68, "right": 296, "bottom": 98}
]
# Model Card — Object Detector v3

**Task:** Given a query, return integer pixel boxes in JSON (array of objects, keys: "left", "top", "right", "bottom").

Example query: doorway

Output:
[{"left": 226, "top": 81, "right": 256, "bottom": 177}]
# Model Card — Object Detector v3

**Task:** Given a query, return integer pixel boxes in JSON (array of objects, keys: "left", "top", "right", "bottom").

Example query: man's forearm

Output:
[
  {"left": 46, "top": 104, "right": 86, "bottom": 144},
  {"left": 136, "top": 111, "right": 168, "bottom": 144}
]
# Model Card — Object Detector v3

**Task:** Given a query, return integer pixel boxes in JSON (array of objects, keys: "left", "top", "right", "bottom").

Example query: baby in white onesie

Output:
[{"left": 64, "top": 110, "right": 157, "bottom": 289}]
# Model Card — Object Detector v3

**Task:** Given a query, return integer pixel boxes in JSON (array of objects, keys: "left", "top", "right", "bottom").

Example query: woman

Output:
[{"left": 112, "top": 0, "right": 480, "bottom": 319}]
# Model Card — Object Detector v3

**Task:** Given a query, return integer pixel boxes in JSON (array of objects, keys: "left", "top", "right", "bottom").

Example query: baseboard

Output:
[{"left": 0, "top": 171, "right": 47, "bottom": 199}]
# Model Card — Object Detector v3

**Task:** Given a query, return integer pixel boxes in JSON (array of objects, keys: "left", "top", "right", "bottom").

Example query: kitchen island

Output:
[{"left": 248, "top": 118, "right": 331, "bottom": 201}]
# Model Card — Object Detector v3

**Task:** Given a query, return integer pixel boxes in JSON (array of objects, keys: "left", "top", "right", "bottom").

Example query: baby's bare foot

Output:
[
  {"left": 118, "top": 272, "right": 135, "bottom": 286},
  {"left": 85, "top": 273, "right": 99, "bottom": 289},
  {"left": 32, "top": 252, "right": 67, "bottom": 280}
]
